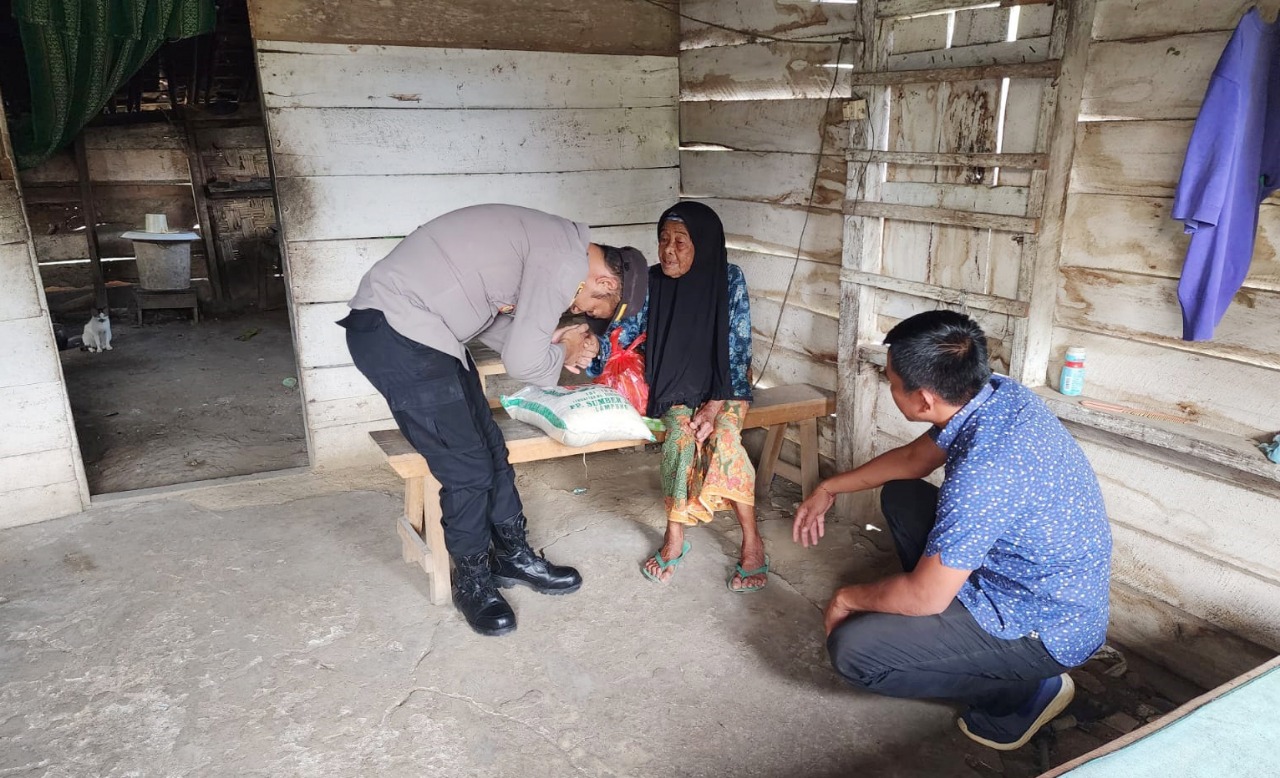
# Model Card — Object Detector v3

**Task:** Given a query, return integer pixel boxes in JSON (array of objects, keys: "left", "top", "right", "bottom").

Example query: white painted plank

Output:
[
  {"left": 1018, "top": 4, "right": 1056, "bottom": 39},
  {"left": 0, "top": 448, "right": 79, "bottom": 492},
  {"left": 886, "top": 37, "right": 1051, "bottom": 71},
  {"left": 874, "top": 288, "right": 1016, "bottom": 343},
  {"left": 680, "top": 99, "right": 847, "bottom": 154},
  {"left": 753, "top": 339, "right": 838, "bottom": 393},
  {"left": 293, "top": 301, "right": 355, "bottom": 369},
  {"left": 309, "top": 419, "right": 391, "bottom": 470},
  {"left": 591, "top": 224, "right": 661, "bottom": 267},
  {"left": 1080, "top": 33, "right": 1228, "bottom": 121},
  {"left": 1092, "top": 0, "right": 1278, "bottom": 42},
  {"left": 1062, "top": 194, "right": 1280, "bottom": 290},
  {"left": 732, "top": 251, "right": 841, "bottom": 317},
  {"left": 886, "top": 83, "right": 943, "bottom": 183},
  {"left": 880, "top": 181, "right": 1030, "bottom": 216},
  {"left": 880, "top": 221, "right": 934, "bottom": 286},
  {"left": 0, "top": 243, "right": 45, "bottom": 321},
  {"left": 680, "top": 150, "right": 845, "bottom": 210},
  {"left": 680, "top": 41, "right": 856, "bottom": 101},
  {"left": 887, "top": 14, "right": 949, "bottom": 56},
  {"left": 257, "top": 43, "right": 679, "bottom": 110},
  {"left": 1069, "top": 120, "right": 1191, "bottom": 197},
  {"left": 1052, "top": 328, "right": 1280, "bottom": 438},
  {"left": 952, "top": 6, "right": 1012, "bottom": 47},
  {"left": 1111, "top": 522, "right": 1280, "bottom": 650},
  {"left": 268, "top": 107, "right": 678, "bottom": 177},
  {"left": 0, "top": 317, "right": 62, "bottom": 389},
  {"left": 699, "top": 197, "right": 844, "bottom": 264},
  {"left": 751, "top": 297, "right": 839, "bottom": 367},
  {"left": 0, "top": 479, "right": 85, "bottom": 529},
  {"left": 998, "top": 78, "right": 1047, "bottom": 186},
  {"left": 0, "top": 182, "right": 30, "bottom": 244},
  {"left": 0, "top": 382, "right": 74, "bottom": 459},
  {"left": 1057, "top": 267, "right": 1280, "bottom": 370},
  {"left": 680, "top": 0, "right": 862, "bottom": 48},
  {"left": 306, "top": 385, "right": 391, "bottom": 431},
  {"left": 986, "top": 229, "right": 1025, "bottom": 300},
  {"left": 286, "top": 239, "right": 397, "bottom": 305},
  {"left": 275, "top": 168, "right": 679, "bottom": 242}
]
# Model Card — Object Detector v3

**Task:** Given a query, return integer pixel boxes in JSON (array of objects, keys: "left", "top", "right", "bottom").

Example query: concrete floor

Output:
[
  {"left": 0, "top": 453, "right": 1190, "bottom": 777},
  {"left": 60, "top": 310, "right": 307, "bottom": 495}
]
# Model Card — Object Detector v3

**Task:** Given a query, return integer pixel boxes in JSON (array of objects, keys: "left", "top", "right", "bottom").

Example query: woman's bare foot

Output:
[
  {"left": 730, "top": 501, "right": 768, "bottom": 591},
  {"left": 642, "top": 522, "right": 688, "bottom": 582},
  {"left": 731, "top": 537, "right": 768, "bottom": 591}
]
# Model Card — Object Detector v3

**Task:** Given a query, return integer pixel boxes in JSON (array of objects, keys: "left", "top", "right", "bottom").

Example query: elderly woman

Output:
[{"left": 589, "top": 201, "right": 766, "bottom": 592}]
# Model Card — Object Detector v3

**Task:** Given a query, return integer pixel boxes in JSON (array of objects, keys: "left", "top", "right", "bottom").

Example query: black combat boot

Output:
[
  {"left": 451, "top": 552, "right": 516, "bottom": 636},
  {"left": 490, "top": 516, "right": 583, "bottom": 594}
]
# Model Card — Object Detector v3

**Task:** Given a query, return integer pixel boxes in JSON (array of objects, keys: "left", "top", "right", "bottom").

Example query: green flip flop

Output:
[
  {"left": 641, "top": 540, "right": 691, "bottom": 583},
  {"left": 728, "top": 556, "right": 770, "bottom": 593}
]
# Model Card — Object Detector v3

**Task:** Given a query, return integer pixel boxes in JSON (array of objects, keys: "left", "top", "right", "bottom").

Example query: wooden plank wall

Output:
[
  {"left": 1055, "top": 0, "right": 1280, "bottom": 686},
  {"left": 678, "top": 1, "right": 863, "bottom": 468},
  {"left": 248, "top": 1, "right": 680, "bottom": 468},
  {"left": 862, "top": 3, "right": 1056, "bottom": 460},
  {"left": 0, "top": 96, "right": 90, "bottom": 526},
  {"left": 19, "top": 124, "right": 206, "bottom": 297}
]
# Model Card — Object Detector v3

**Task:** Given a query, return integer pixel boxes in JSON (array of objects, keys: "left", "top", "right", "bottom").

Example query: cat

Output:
[{"left": 82, "top": 308, "right": 113, "bottom": 353}]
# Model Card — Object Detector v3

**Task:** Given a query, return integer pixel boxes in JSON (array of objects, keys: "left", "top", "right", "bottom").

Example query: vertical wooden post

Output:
[
  {"left": 73, "top": 134, "right": 107, "bottom": 311},
  {"left": 182, "top": 109, "right": 225, "bottom": 300},
  {"left": 835, "top": 0, "right": 888, "bottom": 523},
  {"left": 1011, "top": 0, "right": 1098, "bottom": 386}
]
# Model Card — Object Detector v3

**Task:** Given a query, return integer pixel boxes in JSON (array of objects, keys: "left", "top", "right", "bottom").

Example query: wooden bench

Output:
[{"left": 370, "top": 375, "right": 834, "bottom": 605}]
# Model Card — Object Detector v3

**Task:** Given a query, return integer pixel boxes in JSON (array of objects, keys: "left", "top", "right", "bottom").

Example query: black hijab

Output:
[{"left": 645, "top": 201, "right": 733, "bottom": 417}]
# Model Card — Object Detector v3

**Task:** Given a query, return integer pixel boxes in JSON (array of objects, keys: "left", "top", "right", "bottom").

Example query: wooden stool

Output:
[{"left": 134, "top": 287, "right": 199, "bottom": 325}]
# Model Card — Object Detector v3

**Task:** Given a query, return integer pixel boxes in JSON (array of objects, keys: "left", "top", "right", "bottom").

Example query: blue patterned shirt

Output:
[
  {"left": 587, "top": 264, "right": 753, "bottom": 402},
  {"left": 925, "top": 375, "right": 1112, "bottom": 666}
]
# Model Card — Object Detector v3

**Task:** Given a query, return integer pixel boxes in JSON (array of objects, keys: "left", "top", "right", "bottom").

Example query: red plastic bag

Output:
[{"left": 594, "top": 330, "right": 648, "bottom": 416}]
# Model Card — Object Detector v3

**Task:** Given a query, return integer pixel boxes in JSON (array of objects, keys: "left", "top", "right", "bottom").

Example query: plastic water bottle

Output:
[{"left": 1059, "top": 347, "right": 1086, "bottom": 396}]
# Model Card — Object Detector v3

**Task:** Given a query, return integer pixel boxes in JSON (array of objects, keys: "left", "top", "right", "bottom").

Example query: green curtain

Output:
[{"left": 11, "top": 0, "right": 216, "bottom": 169}]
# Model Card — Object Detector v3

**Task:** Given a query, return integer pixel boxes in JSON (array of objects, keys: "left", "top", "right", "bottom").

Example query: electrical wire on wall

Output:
[
  {"left": 749, "top": 36, "right": 854, "bottom": 389},
  {"left": 631, "top": 0, "right": 872, "bottom": 388}
]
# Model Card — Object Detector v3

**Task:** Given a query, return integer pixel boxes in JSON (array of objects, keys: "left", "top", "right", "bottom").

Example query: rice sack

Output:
[{"left": 500, "top": 385, "right": 656, "bottom": 448}]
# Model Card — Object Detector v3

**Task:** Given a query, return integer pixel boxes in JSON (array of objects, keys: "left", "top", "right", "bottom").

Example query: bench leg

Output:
[
  {"left": 422, "top": 471, "right": 451, "bottom": 606},
  {"left": 399, "top": 472, "right": 452, "bottom": 606},
  {"left": 799, "top": 417, "right": 820, "bottom": 498},
  {"left": 403, "top": 476, "right": 426, "bottom": 563},
  {"left": 756, "top": 423, "right": 787, "bottom": 498}
]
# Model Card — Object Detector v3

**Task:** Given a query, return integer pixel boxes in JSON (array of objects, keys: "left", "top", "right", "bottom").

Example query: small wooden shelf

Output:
[
  {"left": 854, "top": 345, "right": 1277, "bottom": 488},
  {"left": 1033, "top": 389, "right": 1280, "bottom": 488}
]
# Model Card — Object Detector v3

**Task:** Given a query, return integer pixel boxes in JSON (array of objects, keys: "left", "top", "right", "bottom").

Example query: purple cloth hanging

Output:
[{"left": 1172, "top": 8, "right": 1280, "bottom": 341}]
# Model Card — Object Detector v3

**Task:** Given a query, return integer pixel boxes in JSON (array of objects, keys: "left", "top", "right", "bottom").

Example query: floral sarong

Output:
[{"left": 661, "top": 401, "right": 755, "bottom": 525}]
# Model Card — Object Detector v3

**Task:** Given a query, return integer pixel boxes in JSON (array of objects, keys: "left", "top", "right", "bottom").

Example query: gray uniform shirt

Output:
[{"left": 348, "top": 204, "right": 589, "bottom": 387}]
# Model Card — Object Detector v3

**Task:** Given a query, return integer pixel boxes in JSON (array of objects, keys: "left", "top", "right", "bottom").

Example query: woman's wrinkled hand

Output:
[{"left": 691, "top": 401, "right": 723, "bottom": 444}]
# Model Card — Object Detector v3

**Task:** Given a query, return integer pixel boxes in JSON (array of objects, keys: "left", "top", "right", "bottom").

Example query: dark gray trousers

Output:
[
  {"left": 341, "top": 308, "right": 524, "bottom": 559},
  {"left": 826, "top": 479, "right": 1070, "bottom": 715}
]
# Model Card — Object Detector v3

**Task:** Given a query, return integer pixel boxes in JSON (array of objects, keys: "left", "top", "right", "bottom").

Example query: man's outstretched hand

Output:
[{"left": 792, "top": 485, "right": 835, "bottom": 548}]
